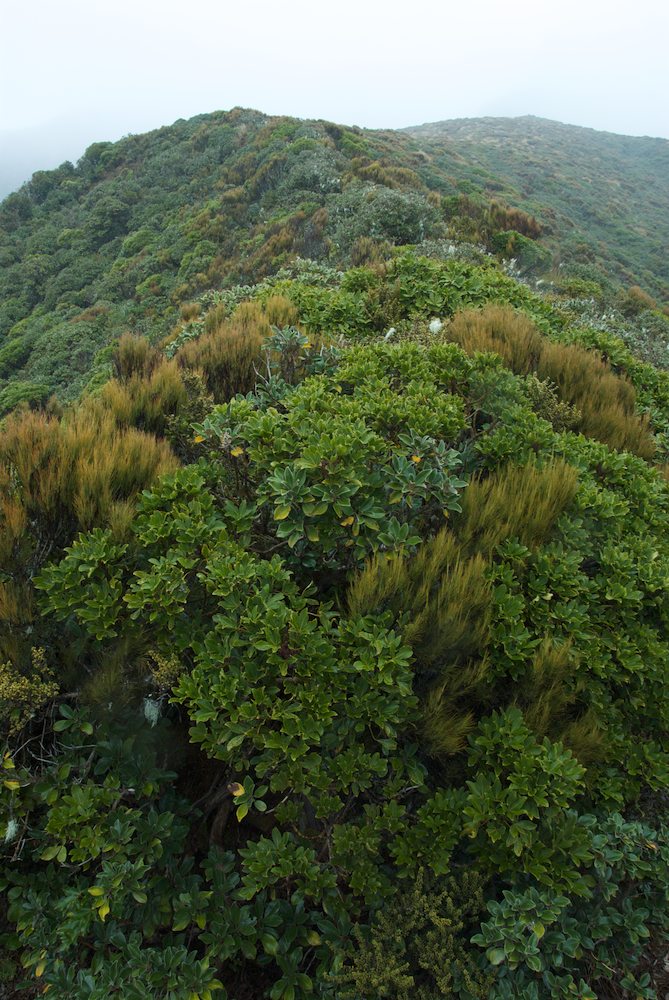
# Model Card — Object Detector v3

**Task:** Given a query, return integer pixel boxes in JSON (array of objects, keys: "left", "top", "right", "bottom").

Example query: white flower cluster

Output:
[
  {"left": 4, "top": 818, "right": 18, "bottom": 844},
  {"left": 143, "top": 697, "right": 161, "bottom": 728}
]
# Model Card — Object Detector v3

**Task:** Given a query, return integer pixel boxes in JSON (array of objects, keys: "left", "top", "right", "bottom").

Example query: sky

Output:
[{"left": 1, "top": 0, "right": 668, "bottom": 197}]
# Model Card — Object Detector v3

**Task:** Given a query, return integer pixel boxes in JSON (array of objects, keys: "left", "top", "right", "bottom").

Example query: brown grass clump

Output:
[
  {"left": 348, "top": 531, "right": 493, "bottom": 758},
  {"left": 447, "top": 305, "right": 656, "bottom": 458},
  {"left": 449, "top": 305, "right": 543, "bottom": 372},
  {"left": 0, "top": 405, "right": 177, "bottom": 670},
  {"left": 96, "top": 359, "right": 188, "bottom": 435},
  {"left": 348, "top": 458, "right": 583, "bottom": 759},
  {"left": 516, "top": 639, "right": 605, "bottom": 766},
  {"left": 0, "top": 408, "right": 176, "bottom": 547},
  {"left": 263, "top": 295, "right": 300, "bottom": 328},
  {"left": 457, "top": 459, "right": 579, "bottom": 557},
  {"left": 113, "top": 332, "right": 162, "bottom": 382},
  {"left": 178, "top": 300, "right": 270, "bottom": 401},
  {"left": 180, "top": 302, "right": 200, "bottom": 322},
  {"left": 348, "top": 529, "right": 492, "bottom": 668},
  {"left": 537, "top": 341, "right": 655, "bottom": 457}
]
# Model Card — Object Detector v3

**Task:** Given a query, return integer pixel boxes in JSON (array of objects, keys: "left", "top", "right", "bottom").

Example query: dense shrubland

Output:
[
  {"left": 1, "top": 247, "right": 669, "bottom": 999},
  {"left": 2, "top": 107, "right": 668, "bottom": 418},
  {"left": 406, "top": 116, "right": 669, "bottom": 302}
]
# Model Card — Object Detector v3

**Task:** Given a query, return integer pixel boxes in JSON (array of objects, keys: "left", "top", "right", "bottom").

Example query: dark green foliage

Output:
[
  {"left": 192, "top": 339, "right": 473, "bottom": 579},
  {"left": 474, "top": 812, "right": 669, "bottom": 998},
  {"left": 490, "top": 229, "right": 552, "bottom": 274},
  {"left": 5, "top": 107, "right": 666, "bottom": 415},
  {"left": 464, "top": 709, "right": 591, "bottom": 893}
]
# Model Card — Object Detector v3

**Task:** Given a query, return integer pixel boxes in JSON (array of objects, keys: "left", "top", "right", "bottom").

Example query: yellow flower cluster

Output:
[
  {"left": 145, "top": 650, "right": 183, "bottom": 691},
  {"left": 0, "top": 648, "right": 59, "bottom": 735}
]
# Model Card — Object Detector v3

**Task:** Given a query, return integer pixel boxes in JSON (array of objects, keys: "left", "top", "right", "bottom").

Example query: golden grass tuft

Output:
[
  {"left": 178, "top": 300, "right": 270, "bottom": 401},
  {"left": 113, "top": 333, "right": 162, "bottom": 382},
  {"left": 402, "top": 531, "right": 492, "bottom": 666},
  {"left": 179, "top": 302, "right": 200, "bottom": 322},
  {"left": 447, "top": 305, "right": 656, "bottom": 458},
  {"left": 95, "top": 359, "right": 188, "bottom": 435},
  {"left": 448, "top": 305, "right": 543, "bottom": 373},
  {"left": 263, "top": 295, "right": 300, "bottom": 328},
  {"left": 457, "top": 459, "right": 579, "bottom": 556}
]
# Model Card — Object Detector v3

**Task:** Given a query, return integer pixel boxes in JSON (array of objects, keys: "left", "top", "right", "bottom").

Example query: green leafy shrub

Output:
[
  {"left": 5, "top": 245, "right": 669, "bottom": 999},
  {"left": 464, "top": 709, "right": 592, "bottom": 894},
  {"left": 474, "top": 812, "right": 669, "bottom": 998},
  {"left": 194, "top": 340, "right": 473, "bottom": 577},
  {"left": 490, "top": 230, "right": 551, "bottom": 275}
]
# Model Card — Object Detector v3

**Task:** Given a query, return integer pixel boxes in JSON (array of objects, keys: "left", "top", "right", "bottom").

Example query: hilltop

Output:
[
  {"left": 406, "top": 115, "right": 669, "bottom": 299},
  {"left": 1, "top": 107, "right": 668, "bottom": 412}
]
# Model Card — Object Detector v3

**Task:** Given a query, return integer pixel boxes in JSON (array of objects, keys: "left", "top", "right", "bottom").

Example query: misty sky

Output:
[{"left": 1, "top": 0, "right": 668, "bottom": 197}]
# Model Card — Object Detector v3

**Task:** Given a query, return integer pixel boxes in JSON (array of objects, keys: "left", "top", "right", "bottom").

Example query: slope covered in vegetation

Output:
[
  {"left": 406, "top": 115, "right": 669, "bottom": 300},
  {"left": 2, "top": 239, "right": 669, "bottom": 998},
  {"left": 1, "top": 107, "right": 668, "bottom": 415}
]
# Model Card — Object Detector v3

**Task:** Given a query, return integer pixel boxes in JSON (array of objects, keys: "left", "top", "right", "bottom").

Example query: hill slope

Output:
[
  {"left": 405, "top": 115, "right": 669, "bottom": 299},
  {"left": 1, "top": 108, "right": 668, "bottom": 413},
  {"left": 3, "top": 109, "right": 669, "bottom": 998},
  {"left": 3, "top": 248, "right": 669, "bottom": 997}
]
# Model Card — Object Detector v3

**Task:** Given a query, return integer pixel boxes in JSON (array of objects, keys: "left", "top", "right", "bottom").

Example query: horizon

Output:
[
  {"left": 2, "top": 0, "right": 668, "bottom": 199},
  {"left": 2, "top": 106, "right": 667, "bottom": 204}
]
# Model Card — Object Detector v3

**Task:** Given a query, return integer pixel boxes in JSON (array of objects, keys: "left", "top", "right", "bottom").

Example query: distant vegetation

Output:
[
  {"left": 2, "top": 109, "right": 669, "bottom": 999},
  {"left": 1, "top": 108, "right": 667, "bottom": 414},
  {"left": 407, "top": 115, "right": 669, "bottom": 300}
]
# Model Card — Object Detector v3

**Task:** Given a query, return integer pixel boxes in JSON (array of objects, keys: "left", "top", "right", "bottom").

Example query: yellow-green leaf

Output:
[
  {"left": 98, "top": 902, "right": 110, "bottom": 922},
  {"left": 273, "top": 505, "right": 291, "bottom": 521},
  {"left": 88, "top": 886, "right": 105, "bottom": 897}
]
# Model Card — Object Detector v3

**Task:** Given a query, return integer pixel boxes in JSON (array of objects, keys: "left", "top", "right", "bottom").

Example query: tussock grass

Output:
[
  {"left": 457, "top": 459, "right": 579, "bottom": 556},
  {"left": 178, "top": 301, "right": 271, "bottom": 401},
  {"left": 447, "top": 305, "right": 656, "bottom": 458}
]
